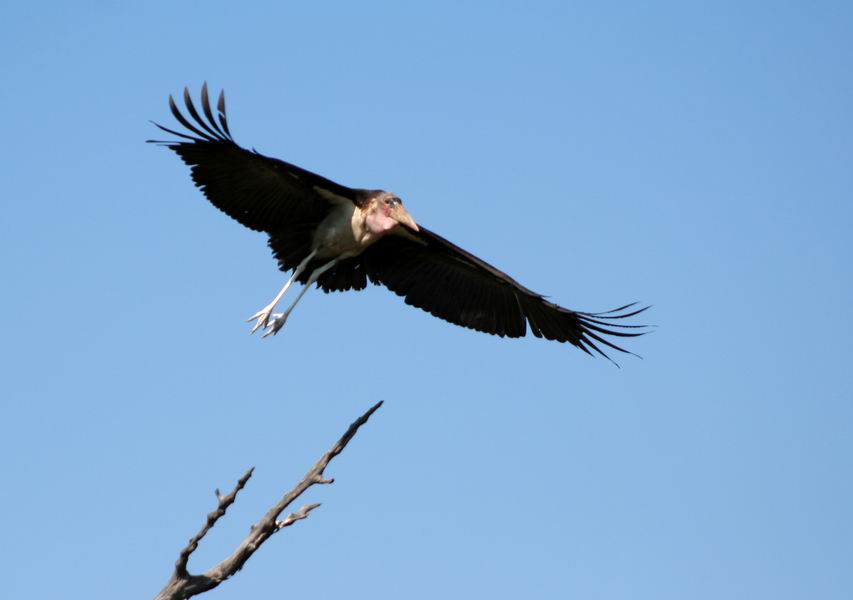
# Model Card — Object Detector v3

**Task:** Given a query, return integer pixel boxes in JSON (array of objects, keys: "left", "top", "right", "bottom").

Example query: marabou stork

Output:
[{"left": 150, "top": 84, "right": 648, "bottom": 360}]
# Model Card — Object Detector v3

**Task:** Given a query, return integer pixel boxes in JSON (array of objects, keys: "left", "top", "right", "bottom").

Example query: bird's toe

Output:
[{"left": 261, "top": 313, "right": 287, "bottom": 338}]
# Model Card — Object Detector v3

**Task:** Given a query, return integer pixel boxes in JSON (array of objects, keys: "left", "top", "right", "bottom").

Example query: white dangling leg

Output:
[
  {"left": 262, "top": 257, "right": 340, "bottom": 337},
  {"left": 247, "top": 249, "right": 318, "bottom": 334}
]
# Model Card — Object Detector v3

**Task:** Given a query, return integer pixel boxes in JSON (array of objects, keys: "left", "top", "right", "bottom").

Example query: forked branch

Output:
[{"left": 153, "top": 401, "right": 383, "bottom": 600}]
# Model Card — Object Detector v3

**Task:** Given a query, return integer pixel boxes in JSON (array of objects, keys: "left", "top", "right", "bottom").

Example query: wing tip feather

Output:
[
  {"left": 574, "top": 302, "right": 651, "bottom": 365},
  {"left": 151, "top": 83, "right": 235, "bottom": 145}
]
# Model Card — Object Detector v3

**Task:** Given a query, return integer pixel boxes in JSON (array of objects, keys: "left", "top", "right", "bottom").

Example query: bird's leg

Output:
[
  {"left": 247, "top": 249, "right": 318, "bottom": 334},
  {"left": 263, "top": 257, "right": 340, "bottom": 338}
]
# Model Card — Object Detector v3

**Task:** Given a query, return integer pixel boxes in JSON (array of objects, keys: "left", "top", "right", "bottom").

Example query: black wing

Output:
[
  {"left": 363, "top": 227, "right": 648, "bottom": 360},
  {"left": 149, "top": 83, "right": 358, "bottom": 233}
]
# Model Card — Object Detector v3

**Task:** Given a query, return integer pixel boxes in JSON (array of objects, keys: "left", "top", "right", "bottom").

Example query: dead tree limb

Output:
[{"left": 153, "top": 401, "right": 383, "bottom": 600}]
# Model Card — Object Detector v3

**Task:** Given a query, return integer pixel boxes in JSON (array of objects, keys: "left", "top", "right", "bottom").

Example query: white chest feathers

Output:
[{"left": 311, "top": 201, "right": 382, "bottom": 259}]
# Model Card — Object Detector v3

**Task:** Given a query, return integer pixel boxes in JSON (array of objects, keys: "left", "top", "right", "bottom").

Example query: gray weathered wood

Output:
[{"left": 153, "top": 401, "right": 383, "bottom": 600}]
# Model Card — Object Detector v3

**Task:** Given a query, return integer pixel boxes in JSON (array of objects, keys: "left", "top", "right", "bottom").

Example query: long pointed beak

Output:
[{"left": 396, "top": 208, "right": 419, "bottom": 232}]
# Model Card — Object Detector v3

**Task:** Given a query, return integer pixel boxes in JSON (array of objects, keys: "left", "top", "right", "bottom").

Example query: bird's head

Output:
[{"left": 365, "top": 191, "right": 419, "bottom": 235}]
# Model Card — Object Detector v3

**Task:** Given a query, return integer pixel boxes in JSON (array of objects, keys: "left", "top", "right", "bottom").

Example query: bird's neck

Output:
[{"left": 365, "top": 208, "right": 397, "bottom": 236}]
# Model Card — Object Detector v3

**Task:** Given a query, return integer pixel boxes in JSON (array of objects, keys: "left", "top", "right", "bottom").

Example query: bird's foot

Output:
[
  {"left": 262, "top": 312, "right": 289, "bottom": 338},
  {"left": 247, "top": 305, "right": 275, "bottom": 334}
]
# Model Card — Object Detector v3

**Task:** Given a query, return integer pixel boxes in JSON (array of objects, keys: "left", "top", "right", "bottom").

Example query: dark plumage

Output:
[{"left": 150, "top": 84, "right": 649, "bottom": 360}]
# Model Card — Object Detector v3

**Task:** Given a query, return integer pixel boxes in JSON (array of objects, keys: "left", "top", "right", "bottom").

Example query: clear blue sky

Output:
[{"left": 1, "top": 2, "right": 851, "bottom": 598}]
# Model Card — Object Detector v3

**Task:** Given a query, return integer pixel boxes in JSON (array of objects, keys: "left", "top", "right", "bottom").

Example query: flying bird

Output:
[{"left": 150, "top": 84, "right": 648, "bottom": 360}]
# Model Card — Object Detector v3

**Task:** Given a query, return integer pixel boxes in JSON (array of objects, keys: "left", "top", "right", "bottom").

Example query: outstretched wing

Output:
[
  {"left": 363, "top": 227, "right": 648, "bottom": 360},
  {"left": 149, "top": 83, "right": 358, "bottom": 233}
]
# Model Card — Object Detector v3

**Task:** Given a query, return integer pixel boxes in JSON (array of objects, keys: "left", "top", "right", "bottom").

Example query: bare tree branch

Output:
[
  {"left": 173, "top": 467, "right": 254, "bottom": 579},
  {"left": 154, "top": 401, "right": 383, "bottom": 600}
]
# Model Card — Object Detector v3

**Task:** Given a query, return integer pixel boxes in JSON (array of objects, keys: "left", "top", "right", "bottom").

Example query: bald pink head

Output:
[{"left": 365, "top": 193, "right": 419, "bottom": 235}]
